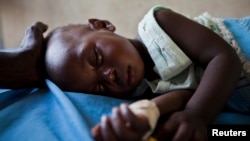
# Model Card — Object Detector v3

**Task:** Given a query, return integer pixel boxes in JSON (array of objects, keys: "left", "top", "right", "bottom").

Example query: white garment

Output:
[
  {"left": 135, "top": 5, "right": 249, "bottom": 95},
  {"left": 138, "top": 5, "right": 203, "bottom": 94}
]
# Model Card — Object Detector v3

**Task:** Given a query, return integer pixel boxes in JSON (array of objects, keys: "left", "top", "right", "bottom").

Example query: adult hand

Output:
[
  {"left": 91, "top": 103, "right": 150, "bottom": 141},
  {"left": 156, "top": 110, "right": 208, "bottom": 141},
  {"left": 20, "top": 21, "right": 48, "bottom": 84},
  {"left": 0, "top": 21, "right": 48, "bottom": 88},
  {"left": 20, "top": 21, "right": 48, "bottom": 53}
]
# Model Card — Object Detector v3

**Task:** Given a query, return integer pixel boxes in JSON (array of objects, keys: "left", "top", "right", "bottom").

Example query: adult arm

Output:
[{"left": 0, "top": 22, "right": 48, "bottom": 88}]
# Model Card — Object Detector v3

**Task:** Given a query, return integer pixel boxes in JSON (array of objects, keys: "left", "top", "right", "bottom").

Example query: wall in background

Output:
[{"left": 0, "top": 0, "right": 250, "bottom": 48}]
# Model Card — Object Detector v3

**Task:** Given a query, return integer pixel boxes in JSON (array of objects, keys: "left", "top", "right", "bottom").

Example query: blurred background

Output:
[{"left": 0, "top": 0, "right": 250, "bottom": 49}]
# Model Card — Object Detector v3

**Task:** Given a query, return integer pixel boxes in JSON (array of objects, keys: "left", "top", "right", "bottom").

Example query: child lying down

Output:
[{"left": 1, "top": 5, "right": 250, "bottom": 141}]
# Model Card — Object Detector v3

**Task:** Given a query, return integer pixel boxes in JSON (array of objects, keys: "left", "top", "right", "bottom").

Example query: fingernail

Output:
[
  {"left": 101, "top": 115, "right": 107, "bottom": 123},
  {"left": 120, "top": 103, "right": 127, "bottom": 109},
  {"left": 112, "top": 107, "right": 118, "bottom": 114}
]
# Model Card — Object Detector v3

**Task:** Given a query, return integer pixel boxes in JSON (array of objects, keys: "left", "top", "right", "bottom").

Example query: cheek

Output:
[
  {"left": 134, "top": 56, "right": 145, "bottom": 83},
  {"left": 103, "top": 45, "right": 144, "bottom": 77},
  {"left": 103, "top": 47, "right": 127, "bottom": 63}
]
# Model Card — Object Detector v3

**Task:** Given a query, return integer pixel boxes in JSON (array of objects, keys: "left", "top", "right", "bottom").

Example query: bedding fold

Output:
[{"left": 0, "top": 81, "right": 249, "bottom": 141}]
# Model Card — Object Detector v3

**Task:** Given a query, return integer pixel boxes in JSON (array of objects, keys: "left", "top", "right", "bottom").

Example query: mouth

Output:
[{"left": 116, "top": 65, "right": 136, "bottom": 87}]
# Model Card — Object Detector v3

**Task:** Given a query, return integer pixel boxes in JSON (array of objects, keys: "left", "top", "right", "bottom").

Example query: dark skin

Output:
[
  {"left": 89, "top": 9, "right": 242, "bottom": 141},
  {"left": 44, "top": 22, "right": 145, "bottom": 98},
  {"left": 0, "top": 22, "right": 47, "bottom": 88},
  {"left": 152, "top": 9, "right": 242, "bottom": 141},
  {"left": 0, "top": 8, "right": 242, "bottom": 141}
]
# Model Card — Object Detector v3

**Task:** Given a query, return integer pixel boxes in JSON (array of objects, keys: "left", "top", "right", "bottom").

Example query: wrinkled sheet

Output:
[
  {"left": 1, "top": 80, "right": 250, "bottom": 141},
  {"left": 0, "top": 80, "right": 131, "bottom": 141}
]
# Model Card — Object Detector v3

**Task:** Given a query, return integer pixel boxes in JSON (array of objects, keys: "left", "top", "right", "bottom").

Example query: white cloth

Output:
[
  {"left": 129, "top": 100, "right": 160, "bottom": 140},
  {"left": 138, "top": 5, "right": 203, "bottom": 94}
]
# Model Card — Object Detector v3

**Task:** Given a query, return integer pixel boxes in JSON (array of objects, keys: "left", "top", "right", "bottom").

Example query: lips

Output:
[{"left": 115, "top": 65, "right": 135, "bottom": 87}]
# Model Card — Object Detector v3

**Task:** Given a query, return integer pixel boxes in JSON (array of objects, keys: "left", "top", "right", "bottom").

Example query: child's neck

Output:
[{"left": 129, "top": 38, "right": 160, "bottom": 81}]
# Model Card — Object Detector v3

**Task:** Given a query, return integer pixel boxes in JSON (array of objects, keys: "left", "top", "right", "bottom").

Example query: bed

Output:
[
  {"left": 1, "top": 80, "right": 250, "bottom": 141},
  {"left": 1, "top": 17, "right": 250, "bottom": 141}
]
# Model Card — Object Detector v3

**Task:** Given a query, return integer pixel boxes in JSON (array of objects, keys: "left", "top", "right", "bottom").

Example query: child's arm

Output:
[
  {"left": 155, "top": 9, "right": 242, "bottom": 121},
  {"left": 153, "top": 9, "right": 242, "bottom": 140},
  {"left": 91, "top": 103, "right": 151, "bottom": 141},
  {"left": 0, "top": 22, "right": 47, "bottom": 88},
  {"left": 151, "top": 89, "right": 193, "bottom": 115},
  {"left": 91, "top": 90, "right": 193, "bottom": 141}
]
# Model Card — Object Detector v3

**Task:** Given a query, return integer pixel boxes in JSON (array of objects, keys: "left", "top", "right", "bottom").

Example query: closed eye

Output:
[
  {"left": 94, "top": 47, "right": 103, "bottom": 68},
  {"left": 97, "top": 84, "right": 105, "bottom": 93}
]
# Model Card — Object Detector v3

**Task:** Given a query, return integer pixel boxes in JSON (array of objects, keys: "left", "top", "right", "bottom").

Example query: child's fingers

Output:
[
  {"left": 111, "top": 107, "right": 127, "bottom": 137},
  {"left": 172, "top": 123, "right": 193, "bottom": 141},
  {"left": 91, "top": 124, "right": 103, "bottom": 141},
  {"left": 156, "top": 119, "right": 178, "bottom": 140},
  {"left": 100, "top": 115, "right": 117, "bottom": 141},
  {"left": 120, "top": 103, "right": 140, "bottom": 122},
  {"left": 120, "top": 103, "right": 150, "bottom": 133},
  {"left": 110, "top": 107, "right": 140, "bottom": 140}
]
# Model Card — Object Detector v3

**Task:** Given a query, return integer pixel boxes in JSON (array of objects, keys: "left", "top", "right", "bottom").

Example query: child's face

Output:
[{"left": 45, "top": 19, "right": 145, "bottom": 98}]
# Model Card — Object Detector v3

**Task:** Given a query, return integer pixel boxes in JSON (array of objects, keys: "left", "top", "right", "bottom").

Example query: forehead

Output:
[
  {"left": 46, "top": 24, "right": 101, "bottom": 91},
  {"left": 46, "top": 24, "right": 92, "bottom": 56},
  {"left": 54, "top": 24, "right": 90, "bottom": 41}
]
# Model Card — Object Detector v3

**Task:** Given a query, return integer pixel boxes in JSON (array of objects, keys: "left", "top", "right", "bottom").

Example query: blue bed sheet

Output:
[
  {"left": 0, "top": 80, "right": 132, "bottom": 141},
  {"left": 0, "top": 80, "right": 250, "bottom": 141}
]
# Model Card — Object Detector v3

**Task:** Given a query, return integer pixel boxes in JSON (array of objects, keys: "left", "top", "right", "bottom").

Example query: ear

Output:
[{"left": 88, "top": 18, "right": 116, "bottom": 32}]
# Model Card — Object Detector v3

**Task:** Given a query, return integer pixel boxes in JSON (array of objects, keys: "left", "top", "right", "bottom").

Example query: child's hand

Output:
[
  {"left": 156, "top": 110, "right": 208, "bottom": 141},
  {"left": 91, "top": 103, "right": 150, "bottom": 141}
]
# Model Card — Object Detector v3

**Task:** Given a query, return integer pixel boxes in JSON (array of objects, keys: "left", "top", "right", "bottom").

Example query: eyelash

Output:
[
  {"left": 94, "top": 47, "right": 105, "bottom": 93},
  {"left": 97, "top": 84, "right": 105, "bottom": 93},
  {"left": 94, "top": 47, "right": 103, "bottom": 68}
]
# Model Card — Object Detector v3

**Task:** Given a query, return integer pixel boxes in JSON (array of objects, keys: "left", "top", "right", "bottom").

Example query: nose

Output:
[{"left": 100, "top": 67, "right": 115, "bottom": 84}]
